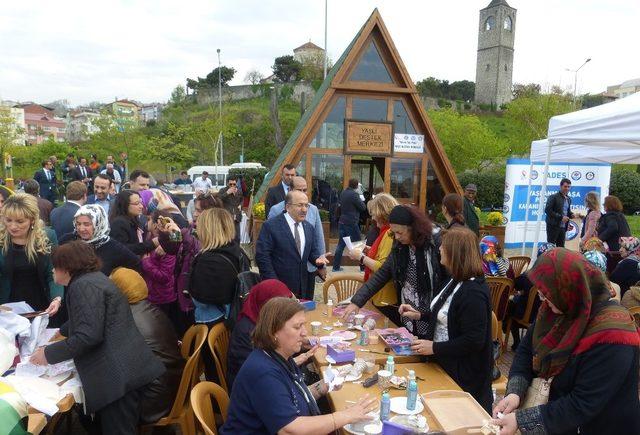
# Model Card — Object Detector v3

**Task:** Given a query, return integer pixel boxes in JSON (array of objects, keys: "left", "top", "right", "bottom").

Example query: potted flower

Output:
[
  {"left": 252, "top": 202, "right": 266, "bottom": 242},
  {"left": 481, "top": 211, "right": 506, "bottom": 247}
]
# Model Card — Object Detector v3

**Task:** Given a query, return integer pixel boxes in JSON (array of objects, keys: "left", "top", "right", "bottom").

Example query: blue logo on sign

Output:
[
  {"left": 571, "top": 171, "right": 581, "bottom": 181},
  {"left": 504, "top": 193, "right": 510, "bottom": 203},
  {"left": 502, "top": 216, "right": 508, "bottom": 225},
  {"left": 566, "top": 221, "right": 579, "bottom": 241},
  {"left": 531, "top": 170, "right": 539, "bottom": 180},
  {"left": 586, "top": 171, "right": 595, "bottom": 181},
  {"left": 503, "top": 205, "right": 510, "bottom": 213}
]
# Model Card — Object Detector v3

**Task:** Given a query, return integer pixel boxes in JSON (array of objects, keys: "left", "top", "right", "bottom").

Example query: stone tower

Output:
[{"left": 474, "top": 0, "right": 516, "bottom": 107}]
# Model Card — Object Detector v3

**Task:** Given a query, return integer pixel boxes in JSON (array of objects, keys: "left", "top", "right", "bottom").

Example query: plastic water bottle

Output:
[
  {"left": 385, "top": 356, "right": 395, "bottom": 375},
  {"left": 407, "top": 370, "right": 416, "bottom": 382},
  {"left": 406, "top": 380, "right": 418, "bottom": 411},
  {"left": 326, "top": 299, "right": 334, "bottom": 318},
  {"left": 380, "top": 392, "right": 391, "bottom": 421}
]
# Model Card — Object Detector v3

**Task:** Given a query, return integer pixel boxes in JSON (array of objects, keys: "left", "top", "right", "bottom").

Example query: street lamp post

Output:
[
  {"left": 566, "top": 58, "right": 591, "bottom": 108},
  {"left": 238, "top": 133, "right": 245, "bottom": 163},
  {"left": 217, "top": 48, "right": 223, "bottom": 166},
  {"left": 323, "top": 0, "right": 328, "bottom": 79}
]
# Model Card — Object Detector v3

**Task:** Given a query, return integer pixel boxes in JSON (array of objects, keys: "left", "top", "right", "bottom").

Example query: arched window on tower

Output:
[
  {"left": 485, "top": 16, "right": 495, "bottom": 31},
  {"left": 504, "top": 16, "right": 512, "bottom": 31},
  {"left": 504, "top": 64, "right": 508, "bottom": 72}
]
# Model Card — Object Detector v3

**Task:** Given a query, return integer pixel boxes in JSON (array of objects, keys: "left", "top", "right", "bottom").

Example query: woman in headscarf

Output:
[
  {"left": 110, "top": 267, "right": 183, "bottom": 424},
  {"left": 581, "top": 236, "right": 606, "bottom": 253},
  {"left": 226, "top": 279, "right": 295, "bottom": 389},
  {"left": 139, "top": 188, "right": 188, "bottom": 229},
  {"left": 60, "top": 204, "right": 140, "bottom": 275},
  {"left": 493, "top": 248, "right": 640, "bottom": 435},
  {"left": 610, "top": 236, "right": 640, "bottom": 297},
  {"left": 583, "top": 249, "right": 620, "bottom": 301},
  {"left": 480, "top": 235, "right": 514, "bottom": 279}
]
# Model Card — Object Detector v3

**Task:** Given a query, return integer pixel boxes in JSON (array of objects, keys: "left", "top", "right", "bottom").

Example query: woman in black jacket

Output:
[
  {"left": 492, "top": 248, "right": 640, "bottom": 435},
  {"left": 110, "top": 267, "right": 184, "bottom": 424},
  {"left": 399, "top": 228, "right": 493, "bottom": 412},
  {"left": 60, "top": 204, "right": 140, "bottom": 275},
  {"left": 343, "top": 205, "right": 444, "bottom": 333},
  {"left": 109, "top": 189, "right": 158, "bottom": 255},
  {"left": 30, "top": 241, "right": 165, "bottom": 434},
  {"left": 597, "top": 195, "right": 630, "bottom": 252},
  {"left": 442, "top": 193, "right": 467, "bottom": 230}
]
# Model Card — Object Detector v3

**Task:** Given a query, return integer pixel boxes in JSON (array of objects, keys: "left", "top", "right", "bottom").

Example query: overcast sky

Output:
[{"left": 1, "top": 0, "right": 638, "bottom": 106}]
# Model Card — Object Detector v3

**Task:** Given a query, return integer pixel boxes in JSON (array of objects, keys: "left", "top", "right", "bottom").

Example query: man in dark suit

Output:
[
  {"left": 264, "top": 163, "right": 296, "bottom": 217},
  {"left": 33, "top": 160, "right": 57, "bottom": 203},
  {"left": 87, "top": 174, "right": 116, "bottom": 216},
  {"left": 70, "top": 156, "right": 94, "bottom": 191},
  {"left": 332, "top": 178, "right": 366, "bottom": 271},
  {"left": 256, "top": 190, "right": 330, "bottom": 299},
  {"left": 545, "top": 177, "right": 574, "bottom": 247},
  {"left": 51, "top": 181, "right": 87, "bottom": 239}
]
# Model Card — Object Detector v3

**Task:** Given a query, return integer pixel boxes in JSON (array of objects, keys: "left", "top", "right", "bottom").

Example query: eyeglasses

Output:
[
  {"left": 291, "top": 203, "right": 310, "bottom": 209},
  {"left": 130, "top": 201, "right": 142, "bottom": 206},
  {"left": 228, "top": 182, "right": 237, "bottom": 186},
  {"left": 295, "top": 188, "right": 308, "bottom": 193}
]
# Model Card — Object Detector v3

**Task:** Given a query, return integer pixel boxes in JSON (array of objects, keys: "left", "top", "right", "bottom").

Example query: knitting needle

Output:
[{"left": 359, "top": 349, "right": 389, "bottom": 355}]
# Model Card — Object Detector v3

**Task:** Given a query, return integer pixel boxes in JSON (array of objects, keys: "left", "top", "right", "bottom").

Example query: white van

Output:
[
  {"left": 187, "top": 165, "right": 230, "bottom": 190},
  {"left": 229, "top": 162, "right": 266, "bottom": 170}
]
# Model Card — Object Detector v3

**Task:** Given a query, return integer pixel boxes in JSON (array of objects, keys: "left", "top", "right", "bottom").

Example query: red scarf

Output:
[
  {"left": 238, "top": 279, "right": 293, "bottom": 323},
  {"left": 364, "top": 225, "right": 390, "bottom": 281}
]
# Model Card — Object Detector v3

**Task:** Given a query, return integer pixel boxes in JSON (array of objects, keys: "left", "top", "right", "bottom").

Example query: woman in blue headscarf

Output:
[{"left": 480, "top": 235, "right": 514, "bottom": 279}]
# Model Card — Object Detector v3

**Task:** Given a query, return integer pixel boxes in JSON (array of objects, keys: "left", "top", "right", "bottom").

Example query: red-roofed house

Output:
[{"left": 19, "top": 103, "right": 66, "bottom": 145}]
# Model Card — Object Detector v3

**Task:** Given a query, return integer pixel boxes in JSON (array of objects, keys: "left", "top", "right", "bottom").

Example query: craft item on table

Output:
[
  {"left": 363, "top": 318, "right": 377, "bottom": 331},
  {"left": 16, "top": 359, "right": 75, "bottom": 378},
  {"left": 335, "top": 363, "right": 364, "bottom": 382},
  {"left": 358, "top": 329, "right": 369, "bottom": 345},
  {"left": 308, "top": 335, "right": 346, "bottom": 347},
  {"left": 377, "top": 369, "right": 392, "bottom": 389},
  {"left": 0, "top": 380, "right": 29, "bottom": 434},
  {"left": 368, "top": 332, "right": 380, "bottom": 345},
  {"left": 389, "top": 396, "right": 424, "bottom": 415},
  {"left": 333, "top": 321, "right": 344, "bottom": 327},
  {"left": 362, "top": 421, "right": 383, "bottom": 434},
  {"left": 331, "top": 306, "right": 381, "bottom": 321},
  {"left": 0, "top": 302, "right": 34, "bottom": 315},
  {"left": 388, "top": 415, "right": 429, "bottom": 433},
  {"left": 3, "top": 375, "right": 62, "bottom": 416},
  {"left": 323, "top": 364, "right": 344, "bottom": 391},
  {"left": 36, "top": 328, "right": 59, "bottom": 347},
  {"left": 389, "top": 375, "right": 407, "bottom": 390},
  {"left": 480, "top": 419, "right": 501, "bottom": 435},
  {"left": 0, "top": 310, "right": 31, "bottom": 338},
  {"left": 310, "top": 321, "right": 322, "bottom": 335},
  {"left": 330, "top": 330, "right": 358, "bottom": 341},
  {"left": 322, "top": 326, "right": 333, "bottom": 331},
  {"left": 19, "top": 314, "right": 49, "bottom": 358},
  {"left": 375, "top": 327, "right": 416, "bottom": 356},
  {"left": 300, "top": 300, "right": 316, "bottom": 311},
  {"left": 354, "top": 314, "right": 365, "bottom": 326},
  {"left": 327, "top": 343, "right": 356, "bottom": 363},
  {"left": 326, "top": 299, "right": 334, "bottom": 318}
]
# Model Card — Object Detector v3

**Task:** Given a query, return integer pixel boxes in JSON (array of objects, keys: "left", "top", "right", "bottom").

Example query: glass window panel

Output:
[
  {"left": 310, "top": 97, "right": 345, "bottom": 149},
  {"left": 311, "top": 154, "right": 344, "bottom": 236},
  {"left": 426, "top": 161, "right": 445, "bottom": 222},
  {"left": 352, "top": 98, "right": 388, "bottom": 122},
  {"left": 349, "top": 41, "right": 394, "bottom": 83},
  {"left": 390, "top": 158, "right": 421, "bottom": 204},
  {"left": 296, "top": 155, "right": 306, "bottom": 177},
  {"left": 393, "top": 101, "right": 417, "bottom": 134}
]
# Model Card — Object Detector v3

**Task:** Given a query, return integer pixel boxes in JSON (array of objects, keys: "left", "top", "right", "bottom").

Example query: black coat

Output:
[
  {"left": 190, "top": 242, "right": 241, "bottom": 306},
  {"left": 226, "top": 316, "right": 254, "bottom": 390},
  {"left": 110, "top": 215, "right": 155, "bottom": 255},
  {"left": 45, "top": 272, "right": 165, "bottom": 413},
  {"left": 508, "top": 325, "right": 640, "bottom": 435},
  {"left": 59, "top": 233, "right": 141, "bottom": 276},
  {"left": 130, "top": 299, "right": 184, "bottom": 424},
  {"left": 596, "top": 211, "right": 631, "bottom": 251},
  {"left": 264, "top": 183, "right": 286, "bottom": 217},
  {"left": 50, "top": 202, "right": 80, "bottom": 240},
  {"left": 545, "top": 192, "right": 573, "bottom": 228},
  {"left": 338, "top": 188, "right": 366, "bottom": 226},
  {"left": 610, "top": 257, "right": 640, "bottom": 296},
  {"left": 431, "top": 277, "right": 494, "bottom": 413},
  {"left": 350, "top": 238, "right": 445, "bottom": 309}
]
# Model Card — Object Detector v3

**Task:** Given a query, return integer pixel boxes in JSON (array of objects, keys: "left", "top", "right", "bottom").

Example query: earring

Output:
[{"left": 31, "top": 225, "right": 34, "bottom": 230}]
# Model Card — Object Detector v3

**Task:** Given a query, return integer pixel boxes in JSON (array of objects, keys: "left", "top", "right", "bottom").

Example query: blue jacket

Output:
[
  {"left": 255, "top": 213, "right": 321, "bottom": 298},
  {"left": 267, "top": 201, "right": 325, "bottom": 272},
  {"left": 50, "top": 201, "right": 81, "bottom": 240},
  {"left": 34, "top": 168, "right": 57, "bottom": 203}
]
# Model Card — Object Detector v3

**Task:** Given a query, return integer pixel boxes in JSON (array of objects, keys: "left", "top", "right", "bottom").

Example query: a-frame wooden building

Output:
[{"left": 256, "top": 9, "right": 461, "bottom": 226}]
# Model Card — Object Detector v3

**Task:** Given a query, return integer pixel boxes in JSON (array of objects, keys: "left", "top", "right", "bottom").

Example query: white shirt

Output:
[
  {"left": 430, "top": 278, "right": 475, "bottom": 342},
  {"left": 100, "top": 169, "right": 122, "bottom": 192},
  {"left": 284, "top": 212, "right": 305, "bottom": 258},
  {"left": 193, "top": 177, "right": 213, "bottom": 192},
  {"left": 281, "top": 181, "right": 290, "bottom": 196}
]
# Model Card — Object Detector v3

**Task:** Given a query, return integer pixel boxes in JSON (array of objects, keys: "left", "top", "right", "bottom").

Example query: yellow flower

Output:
[
  {"left": 487, "top": 211, "right": 504, "bottom": 226},
  {"left": 253, "top": 202, "right": 266, "bottom": 219}
]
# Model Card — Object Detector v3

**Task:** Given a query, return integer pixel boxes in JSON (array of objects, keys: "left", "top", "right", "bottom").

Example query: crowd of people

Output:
[{"left": 0, "top": 157, "right": 638, "bottom": 434}]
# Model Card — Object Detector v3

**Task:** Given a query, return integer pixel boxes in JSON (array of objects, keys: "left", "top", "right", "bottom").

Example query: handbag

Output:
[{"left": 521, "top": 377, "right": 553, "bottom": 408}]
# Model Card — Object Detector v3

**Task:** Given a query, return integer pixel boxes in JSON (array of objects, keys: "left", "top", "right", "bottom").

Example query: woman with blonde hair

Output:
[
  {"left": 0, "top": 193, "right": 63, "bottom": 315},
  {"left": 580, "top": 191, "right": 602, "bottom": 244},
  {"left": 348, "top": 193, "right": 399, "bottom": 322},
  {"left": 189, "top": 207, "right": 242, "bottom": 326}
]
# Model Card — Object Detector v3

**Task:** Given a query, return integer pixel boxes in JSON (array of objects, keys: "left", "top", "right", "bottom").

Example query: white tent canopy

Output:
[{"left": 525, "top": 92, "right": 640, "bottom": 256}]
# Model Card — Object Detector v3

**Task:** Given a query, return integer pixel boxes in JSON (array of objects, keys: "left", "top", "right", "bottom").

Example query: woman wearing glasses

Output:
[{"left": 109, "top": 190, "right": 158, "bottom": 255}]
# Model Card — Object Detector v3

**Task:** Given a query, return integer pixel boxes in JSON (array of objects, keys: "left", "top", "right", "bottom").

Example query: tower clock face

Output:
[{"left": 485, "top": 16, "right": 495, "bottom": 30}]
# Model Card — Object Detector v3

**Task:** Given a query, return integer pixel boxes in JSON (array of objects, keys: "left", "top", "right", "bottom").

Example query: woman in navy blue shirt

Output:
[{"left": 221, "top": 297, "right": 376, "bottom": 434}]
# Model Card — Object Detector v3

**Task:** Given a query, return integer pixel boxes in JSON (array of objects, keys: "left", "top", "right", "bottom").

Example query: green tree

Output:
[
  {"left": 427, "top": 108, "right": 509, "bottom": 172},
  {"left": 448, "top": 80, "right": 475, "bottom": 101},
  {"left": 272, "top": 55, "right": 302, "bottom": 83},
  {"left": 512, "top": 83, "right": 541, "bottom": 99},
  {"left": 169, "top": 85, "right": 186, "bottom": 106},
  {"left": 187, "top": 66, "right": 236, "bottom": 90},
  {"left": 0, "top": 106, "right": 24, "bottom": 177},
  {"left": 503, "top": 93, "right": 574, "bottom": 154},
  {"left": 581, "top": 93, "right": 607, "bottom": 109},
  {"left": 148, "top": 122, "right": 198, "bottom": 169}
]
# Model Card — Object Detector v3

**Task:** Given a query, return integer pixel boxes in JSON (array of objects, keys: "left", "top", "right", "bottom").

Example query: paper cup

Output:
[
  {"left": 354, "top": 314, "right": 366, "bottom": 326},
  {"left": 363, "top": 317, "right": 377, "bottom": 330},
  {"left": 377, "top": 369, "right": 392, "bottom": 389},
  {"left": 310, "top": 321, "right": 322, "bottom": 335}
]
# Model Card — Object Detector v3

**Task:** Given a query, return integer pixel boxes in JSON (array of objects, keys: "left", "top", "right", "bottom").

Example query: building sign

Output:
[
  {"left": 394, "top": 134, "right": 424, "bottom": 153},
  {"left": 503, "top": 158, "right": 611, "bottom": 248},
  {"left": 344, "top": 120, "right": 393, "bottom": 156}
]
